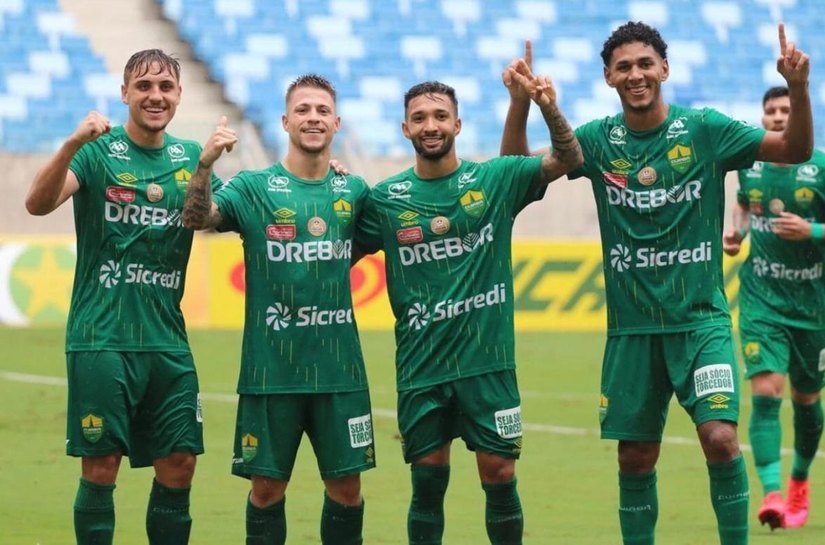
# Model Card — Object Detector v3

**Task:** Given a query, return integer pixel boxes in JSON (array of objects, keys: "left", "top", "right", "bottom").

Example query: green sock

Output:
[
  {"left": 791, "top": 399, "right": 824, "bottom": 481},
  {"left": 708, "top": 454, "right": 749, "bottom": 545},
  {"left": 74, "top": 478, "right": 116, "bottom": 545},
  {"left": 146, "top": 479, "right": 192, "bottom": 545},
  {"left": 749, "top": 395, "right": 782, "bottom": 494},
  {"left": 618, "top": 471, "right": 657, "bottom": 545},
  {"left": 408, "top": 464, "right": 450, "bottom": 545},
  {"left": 246, "top": 496, "right": 286, "bottom": 545},
  {"left": 482, "top": 479, "right": 523, "bottom": 545},
  {"left": 320, "top": 493, "right": 364, "bottom": 545}
]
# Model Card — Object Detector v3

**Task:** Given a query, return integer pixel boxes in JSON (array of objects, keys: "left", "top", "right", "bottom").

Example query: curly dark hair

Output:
[
  {"left": 600, "top": 21, "right": 668, "bottom": 66},
  {"left": 404, "top": 81, "right": 458, "bottom": 115},
  {"left": 123, "top": 49, "right": 181, "bottom": 84},
  {"left": 285, "top": 74, "right": 337, "bottom": 105},
  {"left": 762, "top": 85, "right": 789, "bottom": 106}
]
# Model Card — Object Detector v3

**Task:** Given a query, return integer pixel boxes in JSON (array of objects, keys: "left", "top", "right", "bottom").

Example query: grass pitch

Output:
[{"left": 1, "top": 327, "right": 824, "bottom": 544}]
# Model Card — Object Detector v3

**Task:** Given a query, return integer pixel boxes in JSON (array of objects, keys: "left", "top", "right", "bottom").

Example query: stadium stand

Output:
[{"left": 2, "top": 0, "right": 825, "bottom": 158}]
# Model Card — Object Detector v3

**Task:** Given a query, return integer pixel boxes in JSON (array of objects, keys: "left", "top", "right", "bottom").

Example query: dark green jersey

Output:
[
  {"left": 568, "top": 105, "right": 765, "bottom": 335},
  {"left": 213, "top": 164, "right": 370, "bottom": 394},
  {"left": 356, "top": 156, "right": 545, "bottom": 391},
  {"left": 736, "top": 151, "right": 825, "bottom": 328},
  {"left": 67, "top": 126, "right": 218, "bottom": 351}
]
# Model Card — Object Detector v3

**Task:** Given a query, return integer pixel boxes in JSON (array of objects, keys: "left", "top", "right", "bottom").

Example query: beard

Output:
[{"left": 411, "top": 135, "right": 454, "bottom": 161}]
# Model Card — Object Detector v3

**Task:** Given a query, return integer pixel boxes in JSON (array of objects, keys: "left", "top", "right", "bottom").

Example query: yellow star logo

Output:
[{"left": 12, "top": 244, "right": 75, "bottom": 320}]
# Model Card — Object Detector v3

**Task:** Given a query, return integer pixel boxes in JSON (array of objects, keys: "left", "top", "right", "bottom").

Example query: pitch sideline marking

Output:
[{"left": 2, "top": 370, "right": 821, "bottom": 458}]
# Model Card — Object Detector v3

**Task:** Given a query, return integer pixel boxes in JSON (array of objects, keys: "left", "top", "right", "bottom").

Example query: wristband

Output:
[{"left": 811, "top": 223, "right": 824, "bottom": 240}]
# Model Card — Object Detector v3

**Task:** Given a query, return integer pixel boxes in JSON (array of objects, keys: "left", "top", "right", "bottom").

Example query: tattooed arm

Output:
[
  {"left": 182, "top": 116, "right": 237, "bottom": 230},
  {"left": 505, "top": 59, "right": 582, "bottom": 184}
]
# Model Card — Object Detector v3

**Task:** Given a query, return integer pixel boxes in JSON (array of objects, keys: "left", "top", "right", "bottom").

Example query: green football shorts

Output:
[
  {"left": 231, "top": 391, "right": 375, "bottom": 481},
  {"left": 397, "top": 369, "right": 523, "bottom": 463},
  {"left": 599, "top": 326, "right": 740, "bottom": 442},
  {"left": 739, "top": 315, "right": 825, "bottom": 394},
  {"left": 66, "top": 351, "right": 204, "bottom": 467}
]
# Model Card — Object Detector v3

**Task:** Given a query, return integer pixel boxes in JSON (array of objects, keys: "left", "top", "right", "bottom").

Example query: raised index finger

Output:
[
  {"left": 524, "top": 40, "right": 533, "bottom": 70},
  {"left": 778, "top": 23, "right": 787, "bottom": 56},
  {"left": 219, "top": 115, "right": 228, "bottom": 128}
]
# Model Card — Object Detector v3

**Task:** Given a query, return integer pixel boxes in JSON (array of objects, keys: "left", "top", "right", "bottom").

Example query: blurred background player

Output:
[
  {"left": 183, "top": 74, "right": 373, "bottom": 545},
  {"left": 501, "top": 21, "right": 813, "bottom": 545},
  {"left": 355, "top": 79, "right": 581, "bottom": 545},
  {"left": 723, "top": 85, "right": 825, "bottom": 530},
  {"left": 25, "top": 49, "right": 220, "bottom": 545}
]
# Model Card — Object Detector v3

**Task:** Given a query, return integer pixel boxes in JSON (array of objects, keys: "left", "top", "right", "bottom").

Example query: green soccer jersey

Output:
[
  {"left": 736, "top": 151, "right": 825, "bottom": 328},
  {"left": 213, "top": 163, "right": 370, "bottom": 394},
  {"left": 67, "top": 126, "right": 219, "bottom": 352},
  {"left": 356, "top": 156, "right": 545, "bottom": 391},
  {"left": 568, "top": 105, "right": 765, "bottom": 335}
]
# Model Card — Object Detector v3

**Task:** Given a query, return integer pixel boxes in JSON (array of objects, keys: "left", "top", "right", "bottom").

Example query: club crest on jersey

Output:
[
  {"left": 460, "top": 189, "right": 486, "bottom": 217},
  {"left": 175, "top": 168, "right": 192, "bottom": 191},
  {"left": 333, "top": 199, "right": 353, "bottom": 224},
  {"left": 667, "top": 144, "right": 694, "bottom": 173},
  {"left": 744, "top": 342, "right": 761, "bottom": 364},
  {"left": 267, "top": 224, "right": 296, "bottom": 240},
  {"left": 241, "top": 434, "right": 258, "bottom": 463},
  {"left": 747, "top": 189, "right": 764, "bottom": 215},
  {"left": 307, "top": 216, "right": 327, "bottom": 236},
  {"left": 608, "top": 126, "right": 626, "bottom": 145},
  {"left": 795, "top": 187, "right": 815, "bottom": 208},
  {"left": 430, "top": 216, "right": 450, "bottom": 235},
  {"left": 81, "top": 413, "right": 104, "bottom": 443},
  {"left": 397, "top": 226, "right": 423, "bottom": 244},
  {"left": 106, "top": 186, "right": 136, "bottom": 203},
  {"left": 147, "top": 183, "right": 164, "bottom": 202}
]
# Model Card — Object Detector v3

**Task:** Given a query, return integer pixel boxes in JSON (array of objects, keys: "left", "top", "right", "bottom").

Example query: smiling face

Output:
[
  {"left": 282, "top": 85, "right": 339, "bottom": 154},
  {"left": 402, "top": 92, "right": 461, "bottom": 161},
  {"left": 604, "top": 41, "right": 669, "bottom": 116},
  {"left": 121, "top": 61, "right": 181, "bottom": 139}
]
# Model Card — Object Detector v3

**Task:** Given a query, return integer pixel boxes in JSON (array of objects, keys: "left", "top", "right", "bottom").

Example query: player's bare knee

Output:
[
  {"left": 154, "top": 452, "right": 197, "bottom": 487},
  {"left": 698, "top": 421, "right": 740, "bottom": 462},
  {"left": 325, "top": 477, "right": 362, "bottom": 506},
  {"left": 477, "top": 455, "right": 516, "bottom": 483},
  {"left": 250, "top": 476, "right": 287, "bottom": 507},
  {"left": 81, "top": 454, "right": 122, "bottom": 484},
  {"left": 617, "top": 441, "right": 659, "bottom": 474}
]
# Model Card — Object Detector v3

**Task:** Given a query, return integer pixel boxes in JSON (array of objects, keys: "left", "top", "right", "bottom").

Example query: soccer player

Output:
[
  {"left": 722, "top": 85, "right": 825, "bottom": 530},
  {"left": 182, "top": 74, "right": 373, "bottom": 545},
  {"left": 500, "top": 22, "right": 812, "bottom": 545},
  {"left": 25, "top": 50, "right": 218, "bottom": 545},
  {"left": 354, "top": 79, "right": 581, "bottom": 545}
]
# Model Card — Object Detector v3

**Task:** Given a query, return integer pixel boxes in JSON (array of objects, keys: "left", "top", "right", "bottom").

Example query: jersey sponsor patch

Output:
[
  {"left": 397, "top": 226, "right": 424, "bottom": 244},
  {"left": 106, "top": 186, "right": 136, "bottom": 203},
  {"left": 603, "top": 172, "right": 628, "bottom": 188},
  {"left": 693, "top": 364, "right": 735, "bottom": 397},
  {"left": 147, "top": 183, "right": 164, "bottom": 202},
  {"left": 307, "top": 216, "right": 327, "bottom": 236},
  {"left": 430, "top": 216, "right": 450, "bottom": 235},
  {"left": 348, "top": 414, "right": 373, "bottom": 448},
  {"left": 267, "top": 224, "right": 296, "bottom": 241},
  {"left": 494, "top": 406, "right": 522, "bottom": 439},
  {"left": 637, "top": 166, "right": 657, "bottom": 186}
]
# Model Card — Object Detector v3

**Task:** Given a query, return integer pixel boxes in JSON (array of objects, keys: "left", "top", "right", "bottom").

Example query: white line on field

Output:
[{"left": 3, "top": 371, "right": 823, "bottom": 458}]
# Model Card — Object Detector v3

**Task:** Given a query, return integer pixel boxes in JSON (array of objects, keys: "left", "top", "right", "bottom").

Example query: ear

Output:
[
  {"left": 660, "top": 59, "right": 670, "bottom": 83},
  {"left": 603, "top": 66, "right": 615, "bottom": 88},
  {"left": 121, "top": 84, "right": 128, "bottom": 104},
  {"left": 402, "top": 121, "right": 411, "bottom": 140},
  {"left": 176, "top": 83, "right": 183, "bottom": 105},
  {"left": 333, "top": 115, "right": 341, "bottom": 133},
  {"left": 281, "top": 114, "right": 288, "bottom": 131},
  {"left": 454, "top": 117, "right": 462, "bottom": 136}
]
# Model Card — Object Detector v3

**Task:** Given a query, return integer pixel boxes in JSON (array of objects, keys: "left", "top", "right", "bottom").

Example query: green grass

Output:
[{"left": 1, "top": 327, "right": 824, "bottom": 544}]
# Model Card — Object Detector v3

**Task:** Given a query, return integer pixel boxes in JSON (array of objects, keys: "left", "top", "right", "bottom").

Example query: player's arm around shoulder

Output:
[
  {"left": 26, "top": 111, "right": 111, "bottom": 215},
  {"left": 182, "top": 116, "right": 237, "bottom": 230}
]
